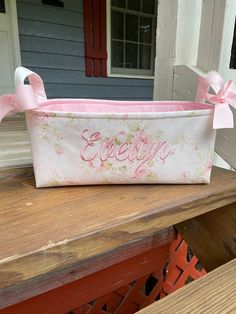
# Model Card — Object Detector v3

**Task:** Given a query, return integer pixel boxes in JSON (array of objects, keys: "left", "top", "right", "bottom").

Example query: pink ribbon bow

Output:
[
  {"left": 0, "top": 85, "right": 39, "bottom": 122},
  {"left": 0, "top": 68, "right": 235, "bottom": 130},
  {"left": 0, "top": 67, "right": 47, "bottom": 122},
  {"left": 196, "top": 72, "right": 236, "bottom": 129}
]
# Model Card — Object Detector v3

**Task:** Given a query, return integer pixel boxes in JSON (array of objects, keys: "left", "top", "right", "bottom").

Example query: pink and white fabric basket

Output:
[{"left": 0, "top": 67, "right": 235, "bottom": 187}]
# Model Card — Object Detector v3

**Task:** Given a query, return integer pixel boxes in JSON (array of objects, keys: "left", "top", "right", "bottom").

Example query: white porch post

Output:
[
  {"left": 153, "top": 0, "right": 202, "bottom": 101},
  {"left": 153, "top": 0, "right": 236, "bottom": 170},
  {"left": 153, "top": 0, "right": 178, "bottom": 100}
]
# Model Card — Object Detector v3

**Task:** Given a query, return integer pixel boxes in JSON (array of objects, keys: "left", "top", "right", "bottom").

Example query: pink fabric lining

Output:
[{"left": 37, "top": 99, "right": 213, "bottom": 114}]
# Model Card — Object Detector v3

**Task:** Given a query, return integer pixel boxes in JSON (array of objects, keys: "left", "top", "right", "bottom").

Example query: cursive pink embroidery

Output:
[{"left": 81, "top": 129, "right": 175, "bottom": 177}]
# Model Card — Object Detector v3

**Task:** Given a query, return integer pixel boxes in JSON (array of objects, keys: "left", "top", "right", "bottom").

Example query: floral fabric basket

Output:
[{"left": 0, "top": 67, "right": 235, "bottom": 187}]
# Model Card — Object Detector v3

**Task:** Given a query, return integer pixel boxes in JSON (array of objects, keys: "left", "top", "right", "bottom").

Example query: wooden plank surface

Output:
[
  {"left": 137, "top": 258, "right": 236, "bottom": 314},
  {"left": 176, "top": 202, "right": 236, "bottom": 272},
  {"left": 1, "top": 166, "right": 236, "bottom": 308},
  {"left": 0, "top": 115, "right": 31, "bottom": 168},
  {"left": 1, "top": 244, "right": 172, "bottom": 314},
  {"left": 216, "top": 125, "right": 236, "bottom": 170}
]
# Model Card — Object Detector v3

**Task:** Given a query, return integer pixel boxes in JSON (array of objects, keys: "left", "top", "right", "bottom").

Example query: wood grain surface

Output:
[
  {"left": 137, "top": 258, "right": 236, "bottom": 314},
  {"left": 1, "top": 166, "right": 236, "bottom": 308},
  {"left": 0, "top": 115, "right": 31, "bottom": 168},
  {"left": 176, "top": 202, "right": 236, "bottom": 272},
  {"left": 1, "top": 244, "right": 172, "bottom": 314}
]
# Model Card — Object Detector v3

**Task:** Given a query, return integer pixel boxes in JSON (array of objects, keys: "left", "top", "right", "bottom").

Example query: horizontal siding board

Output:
[
  {"left": 18, "top": 0, "right": 83, "bottom": 12},
  {"left": 19, "top": 36, "right": 85, "bottom": 56},
  {"left": 44, "top": 83, "right": 153, "bottom": 98},
  {"left": 21, "top": 52, "right": 85, "bottom": 70},
  {"left": 17, "top": 0, "right": 154, "bottom": 100},
  {"left": 46, "top": 94, "right": 153, "bottom": 100},
  {"left": 47, "top": 97, "right": 154, "bottom": 100},
  {"left": 17, "top": 2, "right": 84, "bottom": 27},
  {"left": 18, "top": 19, "right": 84, "bottom": 41},
  {"left": 2, "top": 0, "right": 153, "bottom": 168},
  {"left": 28, "top": 67, "right": 154, "bottom": 87},
  {"left": 98, "top": 97, "right": 153, "bottom": 100}
]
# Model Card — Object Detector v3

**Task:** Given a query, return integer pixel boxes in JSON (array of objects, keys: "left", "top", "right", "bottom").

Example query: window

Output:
[
  {"left": 42, "top": 0, "right": 64, "bottom": 8},
  {"left": 230, "top": 17, "right": 236, "bottom": 69},
  {"left": 108, "top": 0, "right": 157, "bottom": 78},
  {"left": 0, "top": 0, "right": 5, "bottom": 13}
]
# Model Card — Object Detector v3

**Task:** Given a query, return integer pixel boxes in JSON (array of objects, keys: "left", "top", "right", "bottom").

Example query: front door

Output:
[{"left": 0, "top": 0, "right": 21, "bottom": 94}]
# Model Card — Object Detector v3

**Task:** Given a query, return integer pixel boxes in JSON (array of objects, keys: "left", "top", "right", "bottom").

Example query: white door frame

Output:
[
  {"left": 0, "top": 0, "right": 25, "bottom": 170},
  {"left": 7, "top": 0, "right": 21, "bottom": 68},
  {"left": 0, "top": 0, "right": 21, "bottom": 91}
]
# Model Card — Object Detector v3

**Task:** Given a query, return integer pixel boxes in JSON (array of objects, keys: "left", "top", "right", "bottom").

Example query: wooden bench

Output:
[
  {"left": 137, "top": 258, "right": 236, "bottom": 313},
  {"left": 0, "top": 166, "right": 236, "bottom": 313}
]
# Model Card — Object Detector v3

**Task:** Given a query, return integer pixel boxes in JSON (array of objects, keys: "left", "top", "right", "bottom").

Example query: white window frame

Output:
[{"left": 106, "top": 0, "right": 156, "bottom": 80}]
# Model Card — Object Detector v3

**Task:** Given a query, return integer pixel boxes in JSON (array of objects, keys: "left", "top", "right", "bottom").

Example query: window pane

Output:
[
  {"left": 125, "top": 14, "right": 138, "bottom": 42},
  {"left": 111, "top": 11, "right": 124, "bottom": 40},
  {"left": 42, "top": 0, "right": 64, "bottom": 7},
  {"left": 230, "top": 17, "right": 236, "bottom": 69},
  {"left": 140, "top": 17, "right": 152, "bottom": 43},
  {"left": 0, "top": 0, "right": 5, "bottom": 13},
  {"left": 125, "top": 43, "right": 138, "bottom": 68},
  {"left": 111, "top": 40, "right": 124, "bottom": 68},
  {"left": 142, "top": 0, "right": 155, "bottom": 14},
  {"left": 139, "top": 45, "right": 151, "bottom": 69},
  {"left": 112, "top": 0, "right": 125, "bottom": 8},
  {"left": 127, "top": 0, "right": 141, "bottom": 11}
]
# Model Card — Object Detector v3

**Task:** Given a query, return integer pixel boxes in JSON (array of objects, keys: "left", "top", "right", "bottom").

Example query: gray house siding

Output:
[{"left": 16, "top": 0, "right": 154, "bottom": 100}]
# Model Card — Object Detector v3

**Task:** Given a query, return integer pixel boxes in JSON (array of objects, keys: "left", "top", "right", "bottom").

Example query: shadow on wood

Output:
[{"left": 176, "top": 202, "right": 236, "bottom": 272}]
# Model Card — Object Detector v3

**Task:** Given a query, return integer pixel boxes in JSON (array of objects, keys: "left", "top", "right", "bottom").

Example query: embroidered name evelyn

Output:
[{"left": 81, "top": 129, "right": 174, "bottom": 177}]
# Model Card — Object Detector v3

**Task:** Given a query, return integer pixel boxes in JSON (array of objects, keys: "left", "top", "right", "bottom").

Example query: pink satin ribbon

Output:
[
  {"left": 196, "top": 72, "right": 236, "bottom": 129},
  {"left": 0, "top": 85, "right": 39, "bottom": 122},
  {"left": 0, "top": 69, "right": 235, "bottom": 129},
  {"left": 0, "top": 67, "right": 47, "bottom": 122}
]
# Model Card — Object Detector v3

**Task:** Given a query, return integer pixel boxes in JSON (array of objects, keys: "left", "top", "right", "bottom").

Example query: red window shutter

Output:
[{"left": 83, "top": 0, "right": 107, "bottom": 77}]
